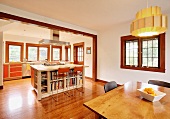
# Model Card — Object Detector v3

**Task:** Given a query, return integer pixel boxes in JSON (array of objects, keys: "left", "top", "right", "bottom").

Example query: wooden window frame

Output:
[
  {"left": 26, "top": 43, "right": 50, "bottom": 61},
  {"left": 65, "top": 45, "right": 71, "bottom": 61},
  {"left": 121, "top": 33, "right": 165, "bottom": 73},
  {"left": 51, "top": 45, "right": 62, "bottom": 61},
  {"left": 5, "top": 41, "right": 24, "bottom": 63}
]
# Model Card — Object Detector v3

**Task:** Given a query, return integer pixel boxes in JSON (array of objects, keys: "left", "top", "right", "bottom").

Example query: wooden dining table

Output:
[{"left": 83, "top": 81, "right": 170, "bottom": 119}]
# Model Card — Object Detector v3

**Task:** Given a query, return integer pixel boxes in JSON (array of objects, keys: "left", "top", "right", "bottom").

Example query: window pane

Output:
[
  {"left": 126, "top": 58, "right": 129, "bottom": 65},
  {"left": 28, "top": 47, "right": 37, "bottom": 61},
  {"left": 134, "top": 42, "right": 138, "bottom": 48},
  {"left": 148, "top": 40, "right": 152, "bottom": 48},
  {"left": 148, "top": 58, "right": 153, "bottom": 67},
  {"left": 153, "top": 48, "right": 158, "bottom": 57},
  {"left": 129, "top": 58, "right": 133, "bottom": 65},
  {"left": 143, "top": 41, "right": 147, "bottom": 48},
  {"left": 142, "top": 58, "right": 147, "bottom": 67},
  {"left": 9, "top": 45, "right": 21, "bottom": 62},
  {"left": 142, "top": 48, "right": 147, "bottom": 57},
  {"left": 130, "top": 49, "right": 133, "bottom": 57},
  {"left": 126, "top": 43, "right": 129, "bottom": 50},
  {"left": 153, "top": 58, "right": 158, "bottom": 67},
  {"left": 134, "top": 58, "right": 138, "bottom": 66},
  {"left": 39, "top": 47, "right": 48, "bottom": 61},
  {"left": 134, "top": 49, "right": 138, "bottom": 57},
  {"left": 126, "top": 49, "right": 129, "bottom": 57},
  {"left": 53, "top": 48, "right": 60, "bottom": 60},
  {"left": 153, "top": 39, "right": 158, "bottom": 47},
  {"left": 148, "top": 48, "right": 152, "bottom": 57},
  {"left": 130, "top": 42, "right": 133, "bottom": 49}
]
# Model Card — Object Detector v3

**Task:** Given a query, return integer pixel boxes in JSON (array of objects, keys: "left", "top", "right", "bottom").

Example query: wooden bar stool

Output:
[
  {"left": 57, "top": 67, "right": 72, "bottom": 97},
  {"left": 50, "top": 67, "right": 71, "bottom": 102},
  {"left": 72, "top": 66, "right": 84, "bottom": 93}
]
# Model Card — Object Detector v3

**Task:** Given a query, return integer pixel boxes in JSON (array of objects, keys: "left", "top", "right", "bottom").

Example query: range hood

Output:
[{"left": 39, "top": 39, "right": 70, "bottom": 45}]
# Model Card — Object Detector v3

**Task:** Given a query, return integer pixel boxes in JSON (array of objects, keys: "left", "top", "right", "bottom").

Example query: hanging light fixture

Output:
[{"left": 130, "top": 0, "right": 168, "bottom": 37}]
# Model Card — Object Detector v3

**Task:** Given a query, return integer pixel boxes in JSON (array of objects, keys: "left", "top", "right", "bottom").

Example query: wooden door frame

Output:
[
  {"left": 73, "top": 42, "right": 84, "bottom": 65},
  {"left": 0, "top": 12, "right": 97, "bottom": 81}
]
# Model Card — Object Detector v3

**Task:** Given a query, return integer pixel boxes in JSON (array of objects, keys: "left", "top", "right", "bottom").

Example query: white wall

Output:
[
  {"left": 97, "top": 13, "right": 170, "bottom": 85},
  {"left": 60, "top": 31, "right": 93, "bottom": 78},
  {"left": 0, "top": 32, "right": 3, "bottom": 86}
]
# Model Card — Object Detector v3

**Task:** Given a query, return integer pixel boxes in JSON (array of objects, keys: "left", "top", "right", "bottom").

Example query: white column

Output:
[
  {"left": 62, "top": 45, "right": 65, "bottom": 61},
  {"left": 0, "top": 32, "right": 4, "bottom": 86}
]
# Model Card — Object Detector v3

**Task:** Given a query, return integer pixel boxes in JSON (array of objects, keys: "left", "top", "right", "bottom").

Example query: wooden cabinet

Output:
[
  {"left": 3, "top": 63, "right": 22, "bottom": 80},
  {"left": 3, "top": 64, "right": 9, "bottom": 78}
]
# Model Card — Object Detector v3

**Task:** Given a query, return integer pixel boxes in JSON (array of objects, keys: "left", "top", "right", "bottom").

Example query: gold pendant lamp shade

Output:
[{"left": 130, "top": 6, "right": 168, "bottom": 37}]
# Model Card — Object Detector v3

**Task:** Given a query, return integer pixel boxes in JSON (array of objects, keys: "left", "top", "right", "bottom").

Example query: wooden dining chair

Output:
[
  {"left": 148, "top": 80, "right": 170, "bottom": 88},
  {"left": 104, "top": 81, "right": 117, "bottom": 93}
]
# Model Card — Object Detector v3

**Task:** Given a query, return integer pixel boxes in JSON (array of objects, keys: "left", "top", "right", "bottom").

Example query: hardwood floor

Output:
[{"left": 0, "top": 78, "right": 105, "bottom": 119}]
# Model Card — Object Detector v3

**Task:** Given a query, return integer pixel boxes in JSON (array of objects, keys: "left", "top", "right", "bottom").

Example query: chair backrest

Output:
[
  {"left": 74, "top": 66, "right": 83, "bottom": 72},
  {"left": 148, "top": 80, "right": 170, "bottom": 88},
  {"left": 104, "top": 81, "right": 117, "bottom": 93},
  {"left": 58, "top": 67, "right": 70, "bottom": 74}
]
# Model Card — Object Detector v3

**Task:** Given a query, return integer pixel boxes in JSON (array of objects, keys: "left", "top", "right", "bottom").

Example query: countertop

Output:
[{"left": 30, "top": 64, "right": 83, "bottom": 71}]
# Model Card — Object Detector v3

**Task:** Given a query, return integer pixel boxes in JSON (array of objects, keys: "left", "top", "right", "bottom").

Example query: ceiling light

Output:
[{"left": 130, "top": 4, "right": 168, "bottom": 37}]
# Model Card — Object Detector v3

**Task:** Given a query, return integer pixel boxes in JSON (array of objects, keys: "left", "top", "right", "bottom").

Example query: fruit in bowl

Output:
[
  {"left": 143, "top": 88, "right": 157, "bottom": 96},
  {"left": 137, "top": 88, "right": 166, "bottom": 102}
]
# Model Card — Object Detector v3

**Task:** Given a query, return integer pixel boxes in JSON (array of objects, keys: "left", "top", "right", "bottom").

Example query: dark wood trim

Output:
[
  {"left": 0, "top": 85, "right": 3, "bottom": 89},
  {"left": 85, "top": 76, "right": 93, "bottom": 80},
  {"left": 96, "top": 79, "right": 108, "bottom": 84},
  {"left": 5, "top": 41, "right": 24, "bottom": 63},
  {"left": 0, "top": 12, "right": 95, "bottom": 37},
  {"left": 93, "top": 35, "right": 97, "bottom": 81},
  {"left": 0, "top": 12, "right": 97, "bottom": 81},
  {"left": 26, "top": 43, "right": 50, "bottom": 61},
  {"left": 73, "top": 42, "right": 84, "bottom": 65},
  {"left": 120, "top": 33, "right": 165, "bottom": 73},
  {"left": 53, "top": 34, "right": 59, "bottom": 37},
  {"left": 51, "top": 45, "right": 62, "bottom": 61},
  {"left": 96, "top": 79, "right": 122, "bottom": 86},
  {"left": 65, "top": 45, "right": 71, "bottom": 61}
]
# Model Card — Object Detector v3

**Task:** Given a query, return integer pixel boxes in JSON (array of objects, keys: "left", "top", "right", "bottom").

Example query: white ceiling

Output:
[{"left": 0, "top": 0, "right": 170, "bottom": 31}]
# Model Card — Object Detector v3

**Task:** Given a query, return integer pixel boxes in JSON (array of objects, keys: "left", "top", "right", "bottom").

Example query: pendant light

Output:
[{"left": 130, "top": 0, "right": 168, "bottom": 37}]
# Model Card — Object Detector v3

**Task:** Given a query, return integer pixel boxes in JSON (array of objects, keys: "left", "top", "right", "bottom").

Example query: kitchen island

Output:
[{"left": 30, "top": 64, "right": 84, "bottom": 100}]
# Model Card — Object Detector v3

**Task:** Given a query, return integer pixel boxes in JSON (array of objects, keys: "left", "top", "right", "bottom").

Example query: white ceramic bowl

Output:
[{"left": 137, "top": 88, "right": 166, "bottom": 102}]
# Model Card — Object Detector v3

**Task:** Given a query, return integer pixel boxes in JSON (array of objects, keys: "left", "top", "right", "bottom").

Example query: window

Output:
[
  {"left": 39, "top": 47, "right": 48, "bottom": 61},
  {"left": 26, "top": 43, "right": 50, "bottom": 61},
  {"left": 6, "top": 41, "right": 24, "bottom": 63},
  {"left": 73, "top": 42, "right": 84, "bottom": 65},
  {"left": 65, "top": 45, "right": 71, "bottom": 61},
  {"left": 121, "top": 33, "right": 165, "bottom": 73},
  {"left": 51, "top": 46, "right": 62, "bottom": 61},
  {"left": 78, "top": 47, "right": 83, "bottom": 62},
  {"left": 28, "top": 47, "right": 38, "bottom": 61}
]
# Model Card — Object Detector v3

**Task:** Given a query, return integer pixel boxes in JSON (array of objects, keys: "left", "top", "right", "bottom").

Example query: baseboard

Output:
[
  {"left": 0, "top": 85, "right": 3, "bottom": 89},
  {"left": 85, "top": 76, "right": 93, "bottom": 80},
  {"left": 22, "top": 76, "right": 31, "bottom": 79},
  {"left": 96, "top": 79, "right": 108, "bottom": 83},
  {"left": 96, "top": 79, "right": 122, "bottom": 86}
]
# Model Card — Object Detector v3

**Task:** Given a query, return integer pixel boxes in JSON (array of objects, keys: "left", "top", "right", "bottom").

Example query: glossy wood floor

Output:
[{"left": 0, "top": 78, "right": 105, "bottom": 119}]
